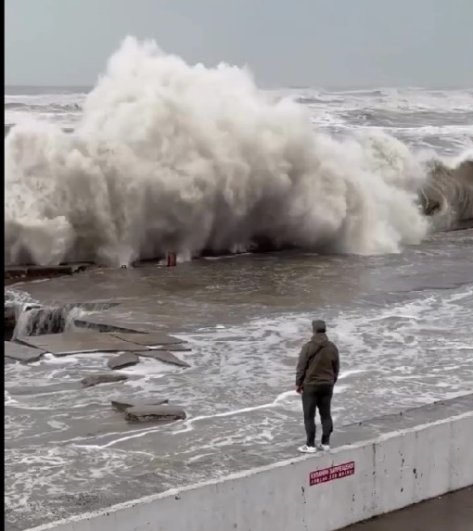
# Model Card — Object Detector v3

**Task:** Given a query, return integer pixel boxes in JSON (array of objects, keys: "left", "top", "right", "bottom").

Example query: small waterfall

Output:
[
  {"left": 4, "top": 289, "right": 122, "bottom": 341},
  {"left": 5, "top": 289, "right": 37, "bottom": 341},
  {"left": 4, "top": 289, "right": 86, "bottom": 340},
  {"left": 12, "top": 304, "right": 83, "bottom": 340}
]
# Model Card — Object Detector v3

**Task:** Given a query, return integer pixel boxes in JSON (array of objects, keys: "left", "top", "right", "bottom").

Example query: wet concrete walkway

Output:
[{"left": 344, "top": 487, "right": 473, "bottom": 531}]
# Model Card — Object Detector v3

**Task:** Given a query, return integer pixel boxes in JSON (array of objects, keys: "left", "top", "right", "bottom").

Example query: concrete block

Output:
[
  {"left": 81, "top": 373, "right": 128, "bottom": 387},
  {"left": 18, "top": 331, "right": 147, "bottom": 356},
  {"left": 137, "top": 350, "right": 190, "bottom": 368},
  {"left": 111, "top": 332, "right": 185, "bottom": 347},
  {"left": 4, "top": 341, "right": 45, "bottom": 363},
  {"left": 125, "top": 405, "right": 186, "bottom": 423},
  {"left": 111, "top": 398, "right": 169, "bottom": 412},
  {"left": 107, "top": 352, "right": 140, "bottom": 370}
]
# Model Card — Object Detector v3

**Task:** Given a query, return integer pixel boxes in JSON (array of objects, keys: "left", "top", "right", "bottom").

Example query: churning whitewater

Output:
[{"left": 3, "top": 37, "right": 465, "bottom": 266}]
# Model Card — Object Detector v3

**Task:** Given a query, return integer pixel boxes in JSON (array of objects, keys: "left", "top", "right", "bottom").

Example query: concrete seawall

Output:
[{"left": 30, "top": 395, "right": 473, "bottom": 531}]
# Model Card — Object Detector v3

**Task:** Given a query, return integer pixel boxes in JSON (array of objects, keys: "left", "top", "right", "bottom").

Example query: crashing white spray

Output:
[{"left": 4, "top": 37, "right": 429, "bottom": 266}]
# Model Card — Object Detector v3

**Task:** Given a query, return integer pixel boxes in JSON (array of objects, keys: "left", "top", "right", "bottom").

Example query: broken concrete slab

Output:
[
  {"left": 107, "top": 352, "right": 140, "bottom": 370},
  {"left": 4, "top": 263, "right": 91, "bottom": 282},
  {"left": 28, "top": 263, "right": 90, "bottom": 274},
  {"left": 17, "top": 331, "right": 146, "bottom": 356},
  {"left": 124, "top": 405, "right": 186, "bottom": 423},
  {"left": 4, "top": 266, "right": 28, "bottom": 278},
  {"left": 4, "top": 341, "right": 45, "bottom": 363},
  {"left": 138, "top": 350, "right": 190, "bottom": 368},
  {"left": 81, "top": 373, "right": 128, "bottom": 387},
  {"left": 111, "top": 331, "right": 185, "bottom": 347},
  {"left": 74, "top": 317, "right": 144, "bottom": 334},
  {"left": 154, "top": 344, "right": 192, "bottom": 352},
  {"left": 65, "top": 302, "right": 120, "bottom": 312},
  {"left": 111, "top": 398, "right": 169, "bottom": 412}
]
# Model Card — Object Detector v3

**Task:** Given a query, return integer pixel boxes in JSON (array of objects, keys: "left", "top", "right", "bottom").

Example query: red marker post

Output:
[{"left": 167, "top": 252, "right": 177, "bottom": 267}]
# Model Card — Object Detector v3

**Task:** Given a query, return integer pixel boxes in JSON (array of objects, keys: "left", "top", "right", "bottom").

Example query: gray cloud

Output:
[{"left": 5, "top": 0, "right": 473, "bottom": 88}]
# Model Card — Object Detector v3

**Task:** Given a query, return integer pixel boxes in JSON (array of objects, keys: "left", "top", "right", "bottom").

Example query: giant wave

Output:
[{"left": 4, "top": 37, "right": 472, "bottom": 267}]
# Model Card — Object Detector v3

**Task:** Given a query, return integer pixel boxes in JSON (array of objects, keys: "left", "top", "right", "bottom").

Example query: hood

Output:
[{"left": 311, "top": 332, "right": 328, "bottom": 346}]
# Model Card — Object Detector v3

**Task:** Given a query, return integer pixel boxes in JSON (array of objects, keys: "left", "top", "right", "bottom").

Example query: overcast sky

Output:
[{"left": 5, "top": 0, "right": 473, "bottom": 88}]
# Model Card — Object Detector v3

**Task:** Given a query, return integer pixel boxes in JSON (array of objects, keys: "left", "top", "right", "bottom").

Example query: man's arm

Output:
[
  {"left": 295, "top": 343, "right": 309, "bottom": 389},
  {"left": 332, "top": 345, "right": 340, "bottom": 383}
]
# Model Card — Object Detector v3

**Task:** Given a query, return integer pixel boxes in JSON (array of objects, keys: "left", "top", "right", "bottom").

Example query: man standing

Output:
[{"left": 295, "top": 319, "right": 340, "bottom": 453}]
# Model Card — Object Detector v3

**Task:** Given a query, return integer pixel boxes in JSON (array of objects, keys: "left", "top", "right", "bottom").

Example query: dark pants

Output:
[{"left": 301, "top": 384, "right": 333, "bottom": 446}]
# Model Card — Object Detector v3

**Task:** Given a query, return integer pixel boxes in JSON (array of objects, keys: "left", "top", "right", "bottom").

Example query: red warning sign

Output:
[{"left": 309, "top": 461, "right": 355, "bottom": 486}]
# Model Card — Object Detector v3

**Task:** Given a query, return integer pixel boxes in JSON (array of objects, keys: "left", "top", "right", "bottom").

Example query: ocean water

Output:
[
  {"left": 4, "top": 37, "right": 473, "bottom": 530},
  {"left": 6, "top": 84, "right": 473, "bottom": 155}
]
